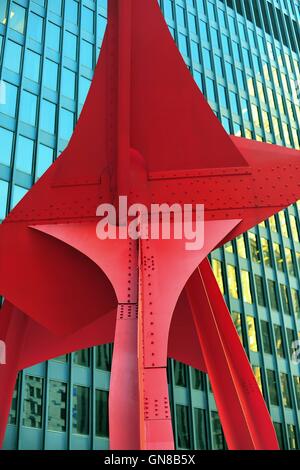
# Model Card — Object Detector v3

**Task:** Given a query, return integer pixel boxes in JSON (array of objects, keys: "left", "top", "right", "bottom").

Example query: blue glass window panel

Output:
[
  {"left": 228, "top": 16, "right": 236, "bottom": 35},
  {"left": 241, "top": 98, "right": 250, "bottom": 120},
  {"left": 168, "top": 26, "right": 175, "bottom": 40},
  {"left": 47, "top": 22, "right": 61, "bottom": 52},
  {"left": 36, "top": 144, "right": 53, "bottom": 179},
  {"left": 0, "top": 35, "right": 3, "bottom": 56},
  {"left": 207, "top": 2, "right": 216, "bottom": 22},
  {"left": 0, "top": 180, "right": 8, "bottom": 219},
  {"left": 9, "top": 4, "right": 26, "bottom": 34},
  {"left": 218, "top": 10, "right": 226, "bottom": 29},
  {"left": 242, "top": 48, "right": 251, "bottom": 68},
  {"left": 43, "top": 59, "right": 58, "bottom": 91},
  {"left": 11, "top": 185, "right": 27, "bottom": 209},
  {"left": 196, "top": 0, "right": 205, "bottom": 14},
  {"left": 206, "top": 78, "right": 216, "bottom": 102},
  {"left": 0, "top": 1, "right": 8, "bottom": 25},
  {"left": 218, "top": 85, "right": 228, "bottom": 108},
  {"left": 164, "top": 0, "right": 174, "bottom": 21},
  {"left": 236, "top": 69, "right": 245, "bottom": 90},
  {"left": 188, "top": 14, "right": 197, "bottom": 34},
  {"left": 214, "top": 56, "right": 224, "bottom": 77},
  {"left": 61, "top": 68, "right": 76, "bottom": 100},
  {"left": 178, "top": 33, "right": 188, "bottom": 56},
  {"left": 81, "top": 40, "right": 93, "bottom": 69},
  {"left": 65, "top": 0, "right": 78, "bottom": 25},
  {"left": 99, "top": 0, "right": 107, "bottom": 10},
  {"left": 59, "top": 108, "right": 74, "bottom": 141},
  {"left": 222, "top": 116, "right": 231, "bottom": 133},
  {"left": 1, "top": 82, "right": 18, "bottom": 117},
  {"left": 24, "top": 50, "right": 41, "bottom": 82},
  {"left": 203, "top": 48, "right": 212, "bottom": 70},
  {"left": 176, "top": 5, "right": 186, "bottom": 28},
  {"left": 232, "top": 42, "right": 241, "bottom": 62},
  {"left": 49, "top": 0, "right": 62, "bottom": 15},
  {"left": 19, "top": 91, "right": 37, "bottom": 126},
  {"left": 248, "top": 30, "right": 256, "bottom": 49},
  {"left": 267, "top": 42, "right": 274, "bottom": 61},
  {"left": 234, "top": 122, "right": 242, "bottom": 136},
  {"left": 253, "top": 55, "right": 261, "bottom": 74},
  {"left": 238, "top": 22, "right": 246, "bottom": 42},
  {"left": 225, "top": 62, "right": 234, "bottom": 83},
  {"left": 96, "top": 46, "right": 100, "bottom": 62},
  {"left": 0, "top": 127, "right": 13, "bottom": 165},
  {"left": 72, "top": 385, "right": 89, "bottom": 435},
  {"left": 98, "top": 15, "right": 107, "bottom": 47},
  {"left": 200, "top": 21, "right": 209, "bottom": 42},
  {"left": 0, "top": 79, "right": 5, "bottom": 104},
  {"left": 258, "top": 36, "right": 265, "bottom": 54},
  {"left": 79, "top": 76, "right": 91, "bottom": 105},
  {"left": 4, "top": 40, "right": 22, "bottom": 73},
  {"left": 82, "top": 7, "right": 94, "bottom": 34},
  {"left": 186, "top": 0, "right": 195, "bottom": 7},
  {"left": 193, "top": 71, "right": 203, "bottom": 91},
  {"left": 40, "top": 100, "right": 56, "bottom": 134},
  {"left": 28, "top": 13, "right": 44, "bottom": 43},
  {"left": 191, "top": 41, "right": 200, "bottom": 63},
  {"left": 64, "top": 31, "right": 77, "bottom": 61},
  {"left": 230, "top": 91, "right": 239, "bottom": 115},
  {"left": 211, "top": 29, "right": 219, "bottom": 48},
  {"left": 15, "top": 135, "right": 34, "bottom": 173},
  {"left": 221, "top": 34, "right": 230, "bottom": 55}
]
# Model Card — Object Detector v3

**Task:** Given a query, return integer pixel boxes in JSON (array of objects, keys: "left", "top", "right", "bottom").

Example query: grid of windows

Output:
[{"left": 1, "top": 0, "right": 300, "bottom": 450}]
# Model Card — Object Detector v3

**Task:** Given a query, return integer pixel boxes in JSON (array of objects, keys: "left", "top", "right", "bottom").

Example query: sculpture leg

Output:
[
  {"left": 0, "top": 302, "right": 27, "bottom": 447},
  {"left": 186, "top": 259, "right": 279, "bottom": 450},
  {"left": 109, "top": 239, "right": 174, "bottom": 450},
  {"left": 137, "top": 240, "right": 174, "bottom": 450},
  {"left": 109, "top": 304, "right": 140, "bottom": 449},
  {"left": 109, "top": 300, "right": 173, "bottom": 451}
]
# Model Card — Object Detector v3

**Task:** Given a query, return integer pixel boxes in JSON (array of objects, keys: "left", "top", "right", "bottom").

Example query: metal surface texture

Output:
[{"left": 1, "top": 0, "right": 300, "bottom": 450}]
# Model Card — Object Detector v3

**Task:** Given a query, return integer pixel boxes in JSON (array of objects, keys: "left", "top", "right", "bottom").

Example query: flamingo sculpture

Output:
[{"left": 1, "top": 0, "right": 300, "bottom": 450}]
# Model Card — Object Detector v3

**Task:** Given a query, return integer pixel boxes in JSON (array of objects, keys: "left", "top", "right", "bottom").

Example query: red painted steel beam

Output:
[
  {"left": 107, "top": 0, "right": 132, "bottom": 201},
  {"left": 135, "top": 220, "right": 241, "bottom": 449},
  {"left": 0, "top": 299, "right": 116, "bottom": 446},
  {"left": 1, "top": 0, "right": 300, "bottom": 451},
  {"left": 185, "top": 259, "right": 279, "bottom": 450},
  {"left": 110, "top": 220, "right": 242, "bottom": 449},
  {"left": 109, "top": 303, "right": 140, "bottom": 449},
  {"left": 0, "top": 303, "right": 27, "bottom": 445}
]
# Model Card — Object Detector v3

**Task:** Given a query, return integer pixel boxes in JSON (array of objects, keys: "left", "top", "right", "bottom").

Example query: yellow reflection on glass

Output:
[
  {"left": 253, "top": 366, "right": 263, "bottom": 393},
  {"left": 227, "top": 264, "right": 239, "bottom": 299},
  {"left": 241, "top": 270, "right": 253, "bottom": 304},
  {"left": 237, "top": 235, "right": 246, "bottom": 258},
  {"left": 246, "top": 315, "right": 258, "bottom": 352},
  {"left": 212, "top": 259, "right": 224, "bottom": 295}
]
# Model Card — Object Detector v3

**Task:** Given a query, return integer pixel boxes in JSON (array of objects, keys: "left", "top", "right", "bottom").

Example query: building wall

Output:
[{"left": 0, "top": 0, "right": 299, "bottom": 450}]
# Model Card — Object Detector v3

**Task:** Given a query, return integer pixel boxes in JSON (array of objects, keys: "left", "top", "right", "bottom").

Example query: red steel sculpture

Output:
[{"left": 1, "top": 0, "right": 300, "bottom": 450}]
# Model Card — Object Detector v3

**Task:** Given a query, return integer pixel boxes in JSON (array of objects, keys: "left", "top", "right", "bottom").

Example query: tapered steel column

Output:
[{"left": 186, "top": 259, "right": 279, "bottom": 450}]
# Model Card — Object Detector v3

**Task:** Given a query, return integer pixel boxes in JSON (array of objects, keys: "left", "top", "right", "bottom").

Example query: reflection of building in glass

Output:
[
  {"left": 1, "top": 0, "right": 300, "bottom": 450},
  {"left": 48, "top": 381, "right": 67, "bottom": 433},
  {"left": 22, "top": 376, "right": 43, "bottom": 429}
]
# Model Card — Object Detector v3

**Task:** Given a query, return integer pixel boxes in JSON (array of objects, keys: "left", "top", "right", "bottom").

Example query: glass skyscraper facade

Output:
[{"left": 0, "top": 0, "right": 300, "bottom": 450}]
